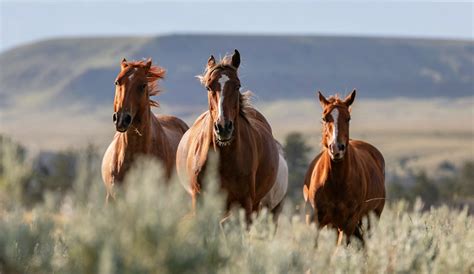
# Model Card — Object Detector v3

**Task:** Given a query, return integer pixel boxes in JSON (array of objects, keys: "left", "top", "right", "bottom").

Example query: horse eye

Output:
[
  {"left": 347, "top": 117, "right": 351, "bottom": 122},
  {"left": 141, "top": 83, "right": 147, "bottom": 90},
  {"left": 322, "top": 117, "right": 327, "bottom": 123},
  {"left": 114, "top": 80, "right": 119, "bottom": 86}
]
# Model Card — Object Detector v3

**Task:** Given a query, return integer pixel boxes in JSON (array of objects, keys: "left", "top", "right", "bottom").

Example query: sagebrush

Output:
[{"left": 0, "top": 140, "right": 473, "bottom": 274}]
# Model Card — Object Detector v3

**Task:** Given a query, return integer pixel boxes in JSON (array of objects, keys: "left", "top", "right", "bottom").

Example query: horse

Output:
[
  {"left": 176, "top": 50, "right": 288, "bottom": 223},
  {"left": 303, "top": 90, "right": 385, "bottom": 245},
  {"left": 101, "top": 58, "right": 189, "bottom": 202}
]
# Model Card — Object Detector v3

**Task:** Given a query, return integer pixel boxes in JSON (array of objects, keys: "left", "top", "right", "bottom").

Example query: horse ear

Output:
[
  {"left": 120, "top": 58, "right": 128, "bottom": 70},
  {"left": 144, "top": 58, "right": 152, "bottom": 72},
  {"left": 231, "top": 49, "right": 240, "bottom": 69},
  {"left": 343, "top": 89, "right": 356, "bottom": 107},
  {"left": 207, "top": 55, "right": 216, "bottom": 68},
  {"left": 318, "top": 91, "right": 330, "bottom": 109}
]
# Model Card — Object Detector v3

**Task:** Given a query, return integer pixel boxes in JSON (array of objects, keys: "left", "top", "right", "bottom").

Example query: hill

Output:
[{"left": 0, "top": 34, "right": 472, "bottom": 109}]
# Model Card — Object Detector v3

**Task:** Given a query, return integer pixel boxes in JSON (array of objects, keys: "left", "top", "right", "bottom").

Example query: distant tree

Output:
[
  {"left": 411, "top": 171, "right": 440, "bottom": 208},
  {"left": 283, "top": 132, "right": 312, "bottom": 201}
]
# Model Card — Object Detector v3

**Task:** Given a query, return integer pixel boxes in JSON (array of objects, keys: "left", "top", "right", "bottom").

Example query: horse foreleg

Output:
[
  {"left": 332, "top": 228, "right": 344, "bottom": 258},
  {"left": 305, "top": 202, "right": 314, "bottom": 225},
  {"left": 243, "top": 198, "right": 253, "bottom": 227},
  {"left": 353, "top": 225, "right": 365, "bottom": 246},
  {"left": 271, "top": 198, "right": 284, "bottom": 225},
  {"left": 105, "top": 188, "right": 116, "bottom": 206},
  {"left": 191, "top": 193, "right": 198, "bottom": 216},
  {"left": 336, "top": 229, "right": 344, "bottom": 246}
]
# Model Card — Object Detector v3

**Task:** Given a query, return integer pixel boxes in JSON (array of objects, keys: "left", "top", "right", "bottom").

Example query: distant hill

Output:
[{"left": 0, "top": 34, "right": 472, "bottom": 109}]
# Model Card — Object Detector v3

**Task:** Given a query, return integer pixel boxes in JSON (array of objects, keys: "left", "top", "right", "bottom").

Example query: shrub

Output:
[{"left": 0, "top": 137, "right": 473, "bottom": 273}]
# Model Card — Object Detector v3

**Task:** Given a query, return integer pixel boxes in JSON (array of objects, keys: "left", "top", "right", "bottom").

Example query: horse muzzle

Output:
[
  {"left": 113, "top": 111, "right": 133, "bottom": 132},
  {"left": 214, "top": 120, "right": 234, "bottom": 146},
  {"left": 329, "top": 142, "right": 346, "bottom": 161}
]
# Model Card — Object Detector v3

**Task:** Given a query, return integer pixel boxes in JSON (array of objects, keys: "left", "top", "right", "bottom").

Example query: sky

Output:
[{"left": 0, "top": 1, "right": 472, "bottom": 52}]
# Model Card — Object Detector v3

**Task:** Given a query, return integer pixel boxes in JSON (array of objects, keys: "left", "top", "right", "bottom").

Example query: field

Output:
[
  {"left": 0, "top": 34, "right": 473, "bottom": 273},
  {"left": 0, "top": 144, "right": 473, "bottom": 273},
  {"left": 1, "top": 96, "right": 473, "bottom": 178}
]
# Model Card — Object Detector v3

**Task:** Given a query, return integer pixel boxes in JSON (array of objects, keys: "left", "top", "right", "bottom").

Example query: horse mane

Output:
[
  {"left": 197, "top": 55, "right": 252, "bottom": 119},
  {"left": 325, "top": 94, "right": 346, "bottom": 107},
  {"left": 197, "top": 54, "right": 236, "bottom": 85},
  {"left": 126, "top": 60, "right": 166, "bottom": 108}
]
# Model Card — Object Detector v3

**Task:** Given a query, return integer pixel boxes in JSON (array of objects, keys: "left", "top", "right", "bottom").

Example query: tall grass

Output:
[{"left": 0, "top": 140, "right": 473, "bottom": 273}]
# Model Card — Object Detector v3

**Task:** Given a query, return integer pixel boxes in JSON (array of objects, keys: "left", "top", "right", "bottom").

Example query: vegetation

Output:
[
  {"left": 283, "top": 132, "right": 311, "bottom": 201},
  {"left": 388, "top": 161, "right": 474, "bottom": 211},
  {"left": 1, "top": 135, "right": 473, "bottom": 273}
]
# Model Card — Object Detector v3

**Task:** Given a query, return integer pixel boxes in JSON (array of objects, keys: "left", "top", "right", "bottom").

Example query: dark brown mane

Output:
[{"left": 124, "top": 60, "right": 166, "bottom": 108}]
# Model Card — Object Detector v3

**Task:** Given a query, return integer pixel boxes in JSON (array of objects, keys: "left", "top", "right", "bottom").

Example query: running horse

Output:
[
  {"left": 176, "top": 50, "right": 288, "bottom": 222},
  {"left": 102, "top": 58, "right": 188, "bottom": 202},
  {"left": 303, "top": 90, "right": 385, "bottom": 244}
]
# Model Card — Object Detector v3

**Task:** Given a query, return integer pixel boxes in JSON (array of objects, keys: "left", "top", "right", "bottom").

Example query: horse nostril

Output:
[
  {"left": 338, "top": 143, "right": 346, "bottom": 151},
  {"left": 112, "top": 113, "right": 117, "bottom": 124},
  {"left": 214, "top": 123, "right": 219, "bottom": 132},
  {"left": 123, "top": 114, "right": 132, "bottom": 125},
  {"left": 227, "top": 121, "right": 233, "bottom": 131}
]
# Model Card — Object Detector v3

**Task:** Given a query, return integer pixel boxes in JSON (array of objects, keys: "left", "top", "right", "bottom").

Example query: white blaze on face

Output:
[
  {"left": 217, "top": 74, "right": 230, "bottom": 121},
  {"left": 128, "top": 68, "right": 137, "bottom": 81},
  {"left": 330, "top": 108, "right": 339, "bottom": 146}
]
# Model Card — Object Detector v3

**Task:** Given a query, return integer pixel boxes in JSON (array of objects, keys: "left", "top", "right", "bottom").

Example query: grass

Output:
[{"left": 0, "top": 140, "right": 473, "bottom": 273}]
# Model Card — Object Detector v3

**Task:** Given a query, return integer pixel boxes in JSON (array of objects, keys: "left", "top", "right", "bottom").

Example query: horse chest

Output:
[{"left": 314, "top": 181, "right": 362, "bottom": 226}]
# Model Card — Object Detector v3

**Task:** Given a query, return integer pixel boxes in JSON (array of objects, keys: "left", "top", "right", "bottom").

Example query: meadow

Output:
[{"left": 0, "top": 136, "right": 473, "bottom": 273}]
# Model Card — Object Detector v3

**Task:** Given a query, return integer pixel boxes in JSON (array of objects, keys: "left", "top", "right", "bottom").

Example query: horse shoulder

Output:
[
  {"left": 303, "top": 153, "right": 325, "bottom": 202},
  {"left": 349, "top": 140, "right": 386, "bottom": 204},
  {"left": 249, "top": 108, "right": 273, "bottom": 134},
  {"left": 176, "top": 112, "right": 211, "bottom": 189},
  {"left": 176, "top": 129, "right": 193, "bottom": 194},
  {"left": 101, "top": 135, "right": 119, "bottom": 190}
]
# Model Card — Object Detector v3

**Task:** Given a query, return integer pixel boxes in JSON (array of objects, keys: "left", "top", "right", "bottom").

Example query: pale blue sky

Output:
[{"left": 1, "top": 1, "right": 472, "bottom": 52}]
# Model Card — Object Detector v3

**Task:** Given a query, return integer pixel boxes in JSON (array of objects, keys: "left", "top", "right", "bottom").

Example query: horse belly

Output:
[
  {"left": 261, "top": 153, "right": 288, "bottom": 210},
  {"left": 315, "top": 192, "right": 360, "bottom": 227}
]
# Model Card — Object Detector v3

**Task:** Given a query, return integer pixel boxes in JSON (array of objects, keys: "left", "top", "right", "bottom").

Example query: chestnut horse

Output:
[
  {"left": 102, "top": 58, "right": 188, "bottom": 201},
  {"left": 176, "top": 50, "right": 288, "bottom": 222},
  {"left": 303, "top": 90, "right": 385, "bottom": 244}
]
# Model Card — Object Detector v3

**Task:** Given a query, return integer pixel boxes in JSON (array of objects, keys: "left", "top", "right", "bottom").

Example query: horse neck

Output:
[
  {"left": 218, "top": 114, "right": 247, "bottom": 149},
  {"left": 322, "top": 144, "right": 353, "bottom": 183},
  {"left": 117, "top": 107, "right": 156, "bottom": 155}
]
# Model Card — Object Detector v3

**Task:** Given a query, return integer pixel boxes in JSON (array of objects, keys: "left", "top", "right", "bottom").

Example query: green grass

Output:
[{"left": 0, "top": 141, "right": 473, "bottom": 273}]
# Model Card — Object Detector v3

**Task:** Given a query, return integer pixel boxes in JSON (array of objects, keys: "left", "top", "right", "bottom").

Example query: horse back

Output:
[{"left": 156, "top": 114, "right": 189, "bottom": 154}]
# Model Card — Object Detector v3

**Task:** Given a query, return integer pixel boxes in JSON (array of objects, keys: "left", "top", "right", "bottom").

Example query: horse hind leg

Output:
[
  {"left": 353, "top": 224, "right": 365, "bottom": 246},
  {"left": 271, "top": 196, "right": 285, "bottom": 225}
]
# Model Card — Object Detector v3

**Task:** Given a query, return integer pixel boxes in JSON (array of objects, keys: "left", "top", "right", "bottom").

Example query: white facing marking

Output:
[
  {"left": 330, "top": 108, "right": 339, "bottom": 145},
  {"left": 217, "top": 74, "right": 230, "bottom": 120},
  {"left": 128, "top": 68, "right": 137, "bottom": 80}
]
